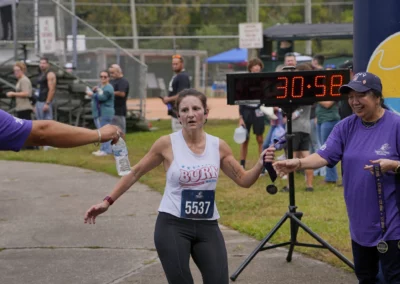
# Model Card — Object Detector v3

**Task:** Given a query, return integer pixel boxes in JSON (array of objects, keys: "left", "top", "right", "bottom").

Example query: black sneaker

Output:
[
  {"left": 280, "top": 186, "right": 289, "bottom": 193},
  {"left": 305, "top": 187, "right": 314, "bottom": 192}
]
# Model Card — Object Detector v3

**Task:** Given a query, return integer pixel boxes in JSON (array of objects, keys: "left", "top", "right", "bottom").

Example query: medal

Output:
[{"left": 377, "top": 240, "right": 388, "bottom": 253}]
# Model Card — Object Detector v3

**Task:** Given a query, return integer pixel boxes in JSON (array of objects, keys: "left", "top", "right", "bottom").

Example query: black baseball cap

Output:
[{"left": 339, "top": 72, "right": 382, "bottom": 94}]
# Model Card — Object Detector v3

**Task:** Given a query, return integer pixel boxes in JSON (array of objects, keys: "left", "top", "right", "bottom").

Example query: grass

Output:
[{"left": 0, "top": 119, "right": 351, "bottom": 270}]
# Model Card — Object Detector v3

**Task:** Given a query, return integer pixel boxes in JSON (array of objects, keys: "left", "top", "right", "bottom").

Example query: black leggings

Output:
[{"left": 154, "top": 212, "right": 229, "bottom": 284}]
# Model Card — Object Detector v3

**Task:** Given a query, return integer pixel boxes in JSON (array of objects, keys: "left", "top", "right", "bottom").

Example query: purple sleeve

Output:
[
  {"left": 0, "top": 110, "right": 33, "bottom": 151},
  {"left": 316, "top": 122, "right": 345, "bottom": 167}
]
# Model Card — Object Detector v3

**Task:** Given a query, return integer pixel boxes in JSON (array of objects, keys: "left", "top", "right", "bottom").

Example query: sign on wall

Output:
[
  {"left": 239, "top": 23, "right": 263, "bottom": 49},
  {"left": 39, "top": 17, "right": 56, "bottom": 54}
]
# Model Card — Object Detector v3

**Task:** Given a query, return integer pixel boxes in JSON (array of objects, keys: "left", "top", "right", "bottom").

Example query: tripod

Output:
[{"left": 230, "top": 106, "right": 354, "bottom": 281}]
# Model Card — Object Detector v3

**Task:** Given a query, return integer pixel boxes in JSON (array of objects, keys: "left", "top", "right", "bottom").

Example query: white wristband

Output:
[{"left": 94, "top": 129, "right": 101, "bottom": 146}]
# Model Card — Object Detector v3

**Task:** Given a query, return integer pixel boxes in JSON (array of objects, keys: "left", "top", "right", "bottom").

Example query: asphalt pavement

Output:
[{"left": 0, "top": 161, "right": 356, "bottom": 284}]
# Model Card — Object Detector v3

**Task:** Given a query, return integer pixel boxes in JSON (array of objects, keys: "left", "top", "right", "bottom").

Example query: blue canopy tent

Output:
[{"left": 206, "top": 48, "right": 248, "bottom": 64}]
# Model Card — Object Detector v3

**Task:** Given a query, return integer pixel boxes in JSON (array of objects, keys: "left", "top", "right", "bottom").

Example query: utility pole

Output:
[
  {"left": 305, "top": 0, "right": 312, "bottom": 55},
  {"left": 246, "top": 0, "right": 259, "bottom": 61},
  {"left": 71, "top": 0, "right": 78, "bottom": 69},
  {"left": 34, "top": 0, "right": 39, "bottom": 55},
  {"left": 130, "top": 0, "right": 139, "bottom": 49}
]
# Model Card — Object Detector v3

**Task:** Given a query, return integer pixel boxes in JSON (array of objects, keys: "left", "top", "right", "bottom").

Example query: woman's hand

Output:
[
  {"left": 363, "top": 159, "right": 399, "bottom": 174},
  {"left": 260, "top": 146, "right": 276, "bottom": 166},
  {"left": 6, "top": 92, "right": 14, "bottom": 97},
  {"left": 238, "top": 116, "right": 245, "bottom": 127},
  {"left": 84, "top": 201, "right": 110, "bottom": 224},
  {"left": 98, "top": 125, "right": 124, "bottom": 144},
  {"left": 273, "top": 158, "right": 300, "bottom": 177}
]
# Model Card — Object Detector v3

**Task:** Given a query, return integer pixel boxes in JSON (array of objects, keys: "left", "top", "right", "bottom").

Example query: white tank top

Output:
[{"left": 158, "top": 130, "right": 221, "bottom": 220}]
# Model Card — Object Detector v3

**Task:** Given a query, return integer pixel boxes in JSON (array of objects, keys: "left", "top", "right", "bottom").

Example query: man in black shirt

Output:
[
  {"left": 163, "top": 54, "right": 191, "bottom": 132},
  {"left": 109, "top": 64, "right": 130, "bottom": 133}
]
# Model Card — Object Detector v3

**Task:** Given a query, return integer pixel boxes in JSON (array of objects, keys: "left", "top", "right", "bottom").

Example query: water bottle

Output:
[
  {"left": 292, "top": 108, "right": 303, "bottom": 120},
  {"left": 112, "top": 138, "right": 131, "bottom": 176}
]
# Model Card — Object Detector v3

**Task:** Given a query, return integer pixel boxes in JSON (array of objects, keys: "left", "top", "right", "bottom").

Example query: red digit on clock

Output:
[
  {"left": 277, "top": 77, "right": 288, "bottom": 98},
  {"left": 330, "top": 75, "right": 343, "bottom": 96},
  {"left": 314, "top": 75, "right": 326, "bottom": 97},
  {"left": 291, "top": 76, "right": 304, "bottom": 98}
]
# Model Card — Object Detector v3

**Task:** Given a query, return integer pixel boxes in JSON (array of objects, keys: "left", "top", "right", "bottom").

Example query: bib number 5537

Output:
[{"left": 185, "top": 201, "right": 211, "bottom": 215}]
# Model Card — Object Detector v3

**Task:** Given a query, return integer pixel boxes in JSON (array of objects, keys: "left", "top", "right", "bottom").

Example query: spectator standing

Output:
[
  {"left": 311, "top": 54, "right": 325, "bottom": 70},
  {"left": 238, "top": 58, "right": 265, "bottom": 169},
  {"left": 86, "top": 70, "right": 115, "bottom": 156},
  {"left": 163, "top": 54, "right": 191, "bottom": 132},
  {"left": 0, "top": 0, "right": 18, "bottom": 40},
  {"left": 284, "top": 52, "right": 297, "bottom": 67},
  {"left": 109, "top": 64, "right": 129, "bottom": 134},
  {"left": 6, "top": 61, "right": 32, "bottom": 120},
  {"left": 35, "top": 57, "right": 56, "bottom": 121}
]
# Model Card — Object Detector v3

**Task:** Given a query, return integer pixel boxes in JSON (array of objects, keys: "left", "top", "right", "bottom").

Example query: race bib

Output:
[
  {"left": 255, "top": 109, "right": 264, "bottom": 117},
  {"left": 180, "top": 190, "right": 215, "bottom": 219}
]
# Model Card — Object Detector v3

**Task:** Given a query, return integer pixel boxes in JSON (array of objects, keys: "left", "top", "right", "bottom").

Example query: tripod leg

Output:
[
  {"left": 230, "top": 213, "right": 289, "bottom": 281},
  {"left": 291, "top": 215, "right": 354, "bottom": 270},
  {"left": 286, "top": 212, "right": 303, "bottom": 262}
]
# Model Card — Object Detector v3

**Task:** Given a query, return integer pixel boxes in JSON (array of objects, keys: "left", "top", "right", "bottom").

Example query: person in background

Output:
[
  {"left": 86, "top": 70, "right": 115, "bottom": 157},
  {"left": 273, "top": 72, "right": 400, "bottom": 283},
  {"left": 35, "top": 57, "right": 56, "bottom": 122},
  {"left": 6, "top": 61, "right": 32, "bottom": 120},
  {"left": 239, "top": 58, "right": 265, "bottom": 169},
  {"left": 281, "top": 63, "right": 314, "bottom": 192},
  {"left": 163, "top": 54, "right": 191, "bottom": 132},
  {"left": 338, "top": 60, "right": 354, "bottom": 119},
  {"left": 0, "top": 108, "right": 123, "bottom": 152},
  {"left": 316, "top": 99, "right": 341, "bottom": 184},
  {"left": 109, "top": 64, "right": 129, "bottom": 134},
  {"left": 0, "top": 0, "right": 18, "bottom": 40},
  {"left": 309, "top": 102, "right": 325, "bottom": 177},
  {"left": 284, "top": 52, "right": 297, "bottom": 67},
  {"left": 311, "top": 54, "right": 325, "bottom": 70}
]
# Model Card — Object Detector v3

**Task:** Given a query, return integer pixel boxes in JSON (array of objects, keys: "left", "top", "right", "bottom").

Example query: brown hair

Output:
[
  {"left": 99, "top": 70, "right": 110, "bottom": 77},
  {"left": 175, "top": 88, "right": 208, "bottom": 114},
  {"left": 295, "top": 62, "right": 313, "bottom": 71},
  {"left": 172, "top": 54, "right": 184, "bottom": 62},
  {"left": 247, "top": 57, "right": 264, "bottom": 72},
  {"left": 14, "top": 61, "right": 27, "bottom": 73},
  {"left": 40, "top": 57, "right": 49, "bottom": 63}
]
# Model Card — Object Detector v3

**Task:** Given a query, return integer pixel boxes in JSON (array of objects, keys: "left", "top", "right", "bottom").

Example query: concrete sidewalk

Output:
[{"left": 0, "top": 161, "right": 356, "bottom": 284}]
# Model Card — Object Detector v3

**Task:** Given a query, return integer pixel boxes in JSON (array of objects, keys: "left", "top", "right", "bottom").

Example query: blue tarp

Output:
[{"left": 206, "top": 48, "right": 247, "bottom": 64}]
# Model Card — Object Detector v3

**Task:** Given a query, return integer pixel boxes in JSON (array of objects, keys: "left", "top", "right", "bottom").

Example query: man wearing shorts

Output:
[
  {"left": 281, "top": 105, "right": 314, "bottom": 192},
  {"left": 238, "top": 58, "right": 265, "bottom": 169}
]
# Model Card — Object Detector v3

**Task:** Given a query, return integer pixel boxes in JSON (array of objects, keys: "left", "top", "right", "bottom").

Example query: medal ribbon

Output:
[{"left": 373, "top": 165, "right": 386, "bottom": 234}]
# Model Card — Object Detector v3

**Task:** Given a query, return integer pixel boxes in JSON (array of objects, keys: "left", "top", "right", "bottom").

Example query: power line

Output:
[{"left": 70, "top": 2, "right": 353, "bottom": 7}]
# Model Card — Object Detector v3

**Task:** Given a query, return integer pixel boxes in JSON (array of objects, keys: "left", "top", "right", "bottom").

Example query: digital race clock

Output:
[{"left": 227, "top": 69, "right": 351, "bottom": 106}]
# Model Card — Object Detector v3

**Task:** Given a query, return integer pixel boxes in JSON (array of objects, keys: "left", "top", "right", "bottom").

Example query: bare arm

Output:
[
  {"left": 318, "top": 101, "right": 335, "bottom": 109},
  {"left": 46, "top": 72, "right": 56, "bottom": 103},
  {"left": 114, "top": 91, "right": 126, "bottom": 98},
  {"left": 84, "top": 136, "right": 168, "bottom": 224},
  {"left": 220, "top": 139, "right": 264, "bottom": 188},
  {"left": 10, "top": 91, "right": 30, "bottom": 98},
  {"left": 273, "top": 153, "right": 328, "bottom": 176},
  {"left": 164, "top": 94, "right": 178, "bottom": 104},
  {"left": 25, "top": 120, "right": 122, "bottom": 147},
  {"left": 105, "top": 136, "right": 167, "bottom": 203}
]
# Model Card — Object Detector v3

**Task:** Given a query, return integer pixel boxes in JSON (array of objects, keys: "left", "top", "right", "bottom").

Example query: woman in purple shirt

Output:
[{"left": 273, "top": 72, "right": 400, "bottom": 283}]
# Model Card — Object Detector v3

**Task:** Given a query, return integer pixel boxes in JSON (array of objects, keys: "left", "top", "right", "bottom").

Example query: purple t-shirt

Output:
[
  {"left": 0, "top": 109, "right": 32, "bottom": 151},
  {"left": 317, "top": 110, "right": 400, "bottom": 246}
]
